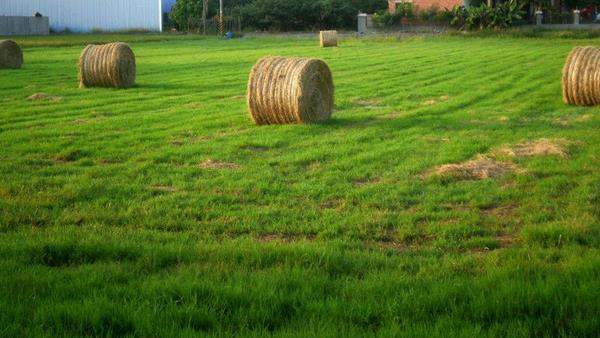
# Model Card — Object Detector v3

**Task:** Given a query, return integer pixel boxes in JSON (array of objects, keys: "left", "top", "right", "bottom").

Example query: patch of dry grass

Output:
[
  {"left": 429, "top": 155, "right": 516, "bottom": 180},
  {"left": 26, "top": 93, "right": 63, "bottom": 102},
  {"left": 497, "top": 138, "right": 571, "bottom": 158}
]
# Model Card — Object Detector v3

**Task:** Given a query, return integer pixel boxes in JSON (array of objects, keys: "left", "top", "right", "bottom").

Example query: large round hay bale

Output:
[
  {"left": 79, "top": 42, "right": 136, "bottom": 89},
  {"left": 247, "top": 56, "right": 334, "bottom": 125},
  {"left": 0, "top": 40, "right": 23, "bottom": 69},
  {"left": 562, "top": 46, "right": 600, "bottom": 106},
  {"left": 320, "top": 30, "right": 338, "bottom": 48}
]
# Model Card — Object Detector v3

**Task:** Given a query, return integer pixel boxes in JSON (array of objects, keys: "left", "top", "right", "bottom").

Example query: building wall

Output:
[
  {"left": 389, "top": 0, "right": 462, "bottom": 13},
  {"left": 413, "top": 0, "right": 463, "bottom": 10},
  {"left": 0, "top": 16, "right": 49, "bottom": 36},
  {"left": 0, "top": 0, "right": 162, "bottom": 33}
]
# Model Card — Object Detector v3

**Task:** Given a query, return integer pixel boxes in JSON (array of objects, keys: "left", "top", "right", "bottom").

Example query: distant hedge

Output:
[{"left": 170, "top": 0, "right": 387, "bottom": 31}]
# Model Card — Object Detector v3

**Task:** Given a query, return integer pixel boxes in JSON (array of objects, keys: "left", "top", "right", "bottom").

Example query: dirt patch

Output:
[
  {"left": 380, "top": 112, "right": 402, "bottom": 119},
  {"left": 353, "top": 98, "right": 383, "bottom": 108},
  {"left": 554, "top": 114, "right": 593, "bottom": 125},
  {"left": 53, "top": 150, "right": 88, "bottom": 163},
  {"left": 199, "top": 159, "right": 240, "bottom": 170},
  {"left": 497, "top": 139, "right": 571, "bottom": 158},
  {"left": 423, "top": 136, "right": 450, "bottom": 144},
  {"left": 72, "top": 118, "right": 89, "bottom": 125},
  {"left": 498, "top": 116, "right": 510, "bottom": 122},
  {"left": 495, "top": 234, "right": 514, "bottom": 248},
  {"left": 319, "top": 198, "right": 345, "bottom": 210},
  {"left": 429, "top": 155, "right": 516, "bottom": 180},
  {"left": 183, "top": 102, "right": 202, "bottom": 109},
  {"left": 422, "top": 95, "right": 449, "bottom": 106},
  {"left": 26, "top": 93, "right": 63, "bottom": 102},
  {"left": 257, "top": 233, "right": 315, "bottom": 243},
  {"left": 352, "top": 177, "right": 380, "bottom": 187},
  {"left": 242, "top": 145, "right": 270, "bottom": 152},
  {"left": 375, "top": 240, "right": 412, "bottom": 252},
  {"left": 480, "top": 204, "right": 518, "bottom": 219},
  {"left": 97, "top": 158, "right": 121, "bottom": 165},
  {"left": 150, "top": 185, "right": 178, "bottom": 193}
]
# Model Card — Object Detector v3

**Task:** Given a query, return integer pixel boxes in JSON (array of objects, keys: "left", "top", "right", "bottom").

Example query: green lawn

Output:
[{"left": 1, "top": 34, "right": 599, "bottom": 337}]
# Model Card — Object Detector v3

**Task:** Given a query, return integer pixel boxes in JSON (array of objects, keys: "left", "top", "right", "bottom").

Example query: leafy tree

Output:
[{"left": 170, "top": 0, "right": 215, "bottom": 31}]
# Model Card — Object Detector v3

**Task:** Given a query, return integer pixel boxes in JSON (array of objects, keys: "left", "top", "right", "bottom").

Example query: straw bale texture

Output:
[
  {"left": 0, "top": 40, "right": 23, "bottom": 69},
  {"left": 320, "top": 31, "right": 338, "bottom": 47},
  {"left": 562, "top": 46, "right": 600, "bottom": 106},
  {"left": 247, "top": 56, "right": 334, "bottom": 125},
  {"left": 79, "top": 42, "right": 136, "bottom": 88}
]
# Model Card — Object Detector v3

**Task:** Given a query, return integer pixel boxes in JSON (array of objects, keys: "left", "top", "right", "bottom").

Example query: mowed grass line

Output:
[{"left": 1, "top": 35, "right": 600, "bottom": 336}]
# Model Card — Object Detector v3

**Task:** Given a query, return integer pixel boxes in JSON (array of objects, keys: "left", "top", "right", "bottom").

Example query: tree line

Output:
[{"left": 169, "top": 0, "right": 388, "bottom": 31}]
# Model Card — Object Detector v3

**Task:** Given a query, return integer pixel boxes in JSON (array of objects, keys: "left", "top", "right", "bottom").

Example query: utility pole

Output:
[
  {"left": 218, "top": 0, "right": 224, "bottom": 36},
  {"left": 202, "top": 0, "right": 208, "bottom": 35}
]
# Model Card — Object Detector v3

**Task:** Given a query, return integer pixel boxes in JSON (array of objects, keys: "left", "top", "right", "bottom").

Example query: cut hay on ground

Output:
[
  {"left": 0, "top": 40, "right": 23, "bottom": 69},
  {"left": 320, "top": 30, "right": 338, "bottom": 47},
  {"left": 79, "top": 42, "right": 136, "bottom": 88},
  {"left": 431, "top": 156, "right": 515, "bottom": 180},
  {"left": 562, "top": 46, "right": 600, "bottom": 106},
  {"left": 247, "top": 56, "right": 334, "bottom": 125},
  {"left": 497, "top": 139, "right": 570, "bottom": 158},
  {"left": 26, "top": 93, "right": 63, "bottom": 102}
]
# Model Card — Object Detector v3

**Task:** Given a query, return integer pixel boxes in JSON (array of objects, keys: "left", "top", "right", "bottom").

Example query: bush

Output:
[
  {"left": 372, "top": 4, "right": 415, "bottom": 28},
  {"left": 451, "top": 0, "right": 525, "bottom": 30}
]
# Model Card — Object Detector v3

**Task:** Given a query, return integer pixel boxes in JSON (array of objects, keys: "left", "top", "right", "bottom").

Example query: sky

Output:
[{"left": 163, "top": 0, "right": 176, "bottom": 13}]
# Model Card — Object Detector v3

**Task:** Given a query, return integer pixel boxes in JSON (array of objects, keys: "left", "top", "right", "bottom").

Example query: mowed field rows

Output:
[{"left": 1, "top": 35, "right": 599, "bottom": 336}]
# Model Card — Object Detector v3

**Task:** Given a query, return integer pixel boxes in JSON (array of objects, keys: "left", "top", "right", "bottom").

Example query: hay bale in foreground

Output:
[
  {"left": 79, "top": 42, "right": 136, "bottom": 88},
  {"left": 247, "top": 56, "right": 334, "bottom": 125},
  {"left": 0, "top": 40, "right": 23, "bottom": 69},
  {"left": 562, "top": 46, "right": 600, "bottom": 106},
  {"left": 320, "top": 30, "right": 338, "bottom": 47}
]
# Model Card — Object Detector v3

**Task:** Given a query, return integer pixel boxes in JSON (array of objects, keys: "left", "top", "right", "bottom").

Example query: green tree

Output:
[{"left": 170, "top": 0, "right": 215, "bottom": 31}]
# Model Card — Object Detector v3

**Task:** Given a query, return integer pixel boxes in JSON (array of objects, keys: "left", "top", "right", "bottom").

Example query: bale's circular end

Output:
[
  {"left": 562, "top": 46, "right": 600, "bottom": 106},
  {"left": 79, "top": 42, "right": 136, "bottom": 89},
  {"left": 247, "top": 56, "right": 334, "bottom": 125},
  {"left": 0, "top": 40, "right": 23, "bottom": 69},
  {"left": 320, "top": 31, "right": 338, "bottom": 48}
]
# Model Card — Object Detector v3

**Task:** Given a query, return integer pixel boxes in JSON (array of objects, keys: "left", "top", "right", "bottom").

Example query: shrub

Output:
[{"left": 451, "top": 0, "right": 525, "bottom": 30}]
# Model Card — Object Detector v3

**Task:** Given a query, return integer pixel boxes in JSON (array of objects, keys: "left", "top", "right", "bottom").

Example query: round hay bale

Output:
[
  {"left": 79, "top": 42, "right": 136, "bottom": 89},
  {"left": 320, "top": 30, "right": 338, "bottom": 48},
  {"left": 247, "top": 56, "right": 334, "bottom": 125},
  {"left": 562, "top": 46, "right": 600, "bottom": 106},
  {"left": 0, "top": 40, "right": 23, "bottom": 69}
]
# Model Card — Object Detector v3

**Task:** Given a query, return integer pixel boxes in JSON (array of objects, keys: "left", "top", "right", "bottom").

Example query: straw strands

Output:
[
  {"left": 79, "top": 42, "right": 136, "bottom": 89},
  {"left": 320, "top": 31, "right": 338, "bottom": 47},
  {"left": 562, "top": 46, "right": 600, "bottom": 106},
  {"left": 247, "top": 56, "right": 334, "bottom": 125},
  {"left": 0, "top": 40, "right": 23, "bottom": 69}
]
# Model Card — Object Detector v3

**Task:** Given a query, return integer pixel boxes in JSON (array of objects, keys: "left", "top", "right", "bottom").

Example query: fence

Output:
[
  {"left": 198, "top": 16, "right": 243, "bottom": 35},
  {"left": 0, "top": 16, "right": 49, "bottom": 36}
]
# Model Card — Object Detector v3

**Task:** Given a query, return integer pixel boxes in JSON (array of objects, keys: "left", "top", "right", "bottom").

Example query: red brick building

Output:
[{"left": 388, "top": 0, "right": 464, "bottom": 12}]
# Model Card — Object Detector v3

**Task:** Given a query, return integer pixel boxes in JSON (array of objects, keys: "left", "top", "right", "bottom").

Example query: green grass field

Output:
[{"left": 1, "top": 33, "right": 600, "bottom": 337}]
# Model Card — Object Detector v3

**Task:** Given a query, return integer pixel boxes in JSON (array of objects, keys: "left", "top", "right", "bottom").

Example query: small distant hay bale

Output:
[
  {"left": 0, "top": 40, "right": 23, "bottom": 69},
  {"left": 78, "top": 42, "right": 136, "bottom": 88},
  {"left": 562, "top": 46, "right": 600, "bottom": 106},
  {"left": 247, "top": 56, "right": 334, "bottom": 125},
  {"left": 320, "top": 30, "right": 338, "bottom": 47}
]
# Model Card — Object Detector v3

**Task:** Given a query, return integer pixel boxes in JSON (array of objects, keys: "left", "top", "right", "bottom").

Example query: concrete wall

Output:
[
  {"left": 0, "top": 16, "right": 49, "bottom": 36},
  {"left": 0, "top": 0, "right": 162, "bottom": 33}
]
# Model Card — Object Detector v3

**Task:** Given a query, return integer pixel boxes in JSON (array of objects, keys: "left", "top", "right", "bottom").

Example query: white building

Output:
[{"left": 0, "top": 0, "right": 163, "bottom": 33}]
